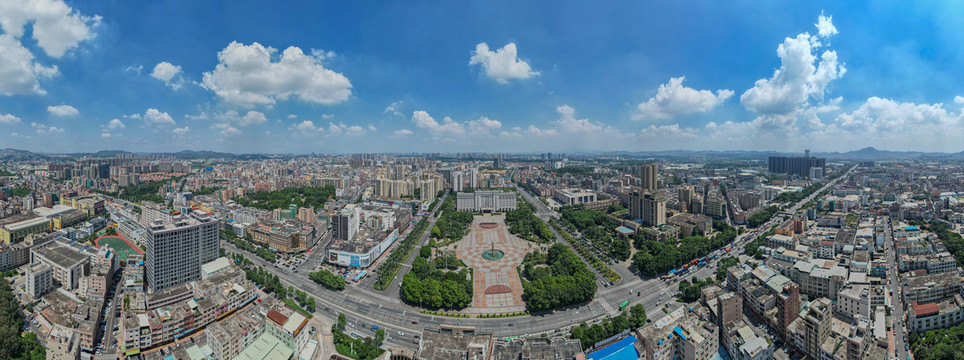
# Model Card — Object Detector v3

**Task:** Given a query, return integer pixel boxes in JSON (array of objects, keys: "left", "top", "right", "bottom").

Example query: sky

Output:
[{"left": 3, "top": 1, "right": 964, "bottom": 154}]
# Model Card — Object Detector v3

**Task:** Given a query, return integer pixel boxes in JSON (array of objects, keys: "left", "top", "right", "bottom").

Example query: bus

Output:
[{"left": 619, "top": 300, "right": 630, "bottom": 311}]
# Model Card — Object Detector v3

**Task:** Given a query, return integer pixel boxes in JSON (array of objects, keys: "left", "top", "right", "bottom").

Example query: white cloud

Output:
[
  {"left": 815, "top": 13, "right": 838, "bottom": 38},
  {"left": 633, "top": 77, "right": 733, "bottom": 120},
  {"left": 213, "top": 123, "right": 241, "bottom": 136},
  {"left": 322, "top": 114, "right": 334, "bottom": 119},
  {"left": 287, "top": 114, "right": 298, "bottom": 119},
  {"left": 955, "top": 96, "right": 964, "bottom": 105},
  {"left": 0, "top": 34, "right": 58, "bottom": 95},
  {"left": 328, "top": 122, "right": 365, "bottom": 136},
  {"left": 638, "top": 124, "right": 699, "bottom": 138},
  {"left": 740, "top": 30, "right": 845, "bottom": 115},
  {"left": 172, "top": 126, "right": 190, "bottom": 135},
  {"left": 469, "top": 42, "right": 539, "bottom": 83},
  {"left": 393, "top": 129, "right": 413, "bottom": 136},
  {"left": 466, "top": 116, "right": 502, "bottom": 135},
  {"left": 832, "top": 97, "right": 956, "bottom": 133},
  {"left": 100, "top": 132, "right": 111, "bottom": 138},
  {"left": 10, "top": 132, "right": 30, "bottom": 139},
  {"left": 0, "top": 114, "right": 22, "bottom": 124},
  {"left": 0, "top": 0, "right": 101, "bottom": 58},
  {"left": 216, "top": 110, "right": 268, "bottom": 126},
  {"left": 367, "top": 125, "right": 377, "bottom": 131},
  {"left": 108, "top": 118, "right": 125, "bottom": 129},
  {"left": 384, "top": 100, "right": 404, "bottom": 117},
  {"left": 124, "top": 64, "right": 143, "bottom": 75},
  {"left": 31, "top": 122, "right": 64, "bottom": 134},
  {"left": 47, "top": 104, "right": 78, "bottom": 117},
  {"left": 412, "top": 111, "right": 465, "bottom": 136},
  {"left": 201, "top": 41, "right": 352, "bottom": 107},
  {"left": 290, "top": 120, "right": 323, "bottom": 132},
  {"left": 151, "top": 62, "right": 183, "bottom": 89},
  {"left": 143, "top": 108, "right": 176, "bottom": 127}
]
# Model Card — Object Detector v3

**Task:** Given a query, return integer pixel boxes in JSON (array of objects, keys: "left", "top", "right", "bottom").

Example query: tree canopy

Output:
[
  {"left": 233, "top": 185, "right": 336, "bottom": 210},
  {"left": 632, "top": 221, "right": 738, "bottom": 277},
  {"left": 522, "top": 243, "right": 597, "bottom": 311},
  {"left": 505, "top": 201, "right": 553, "bottom": 242}
]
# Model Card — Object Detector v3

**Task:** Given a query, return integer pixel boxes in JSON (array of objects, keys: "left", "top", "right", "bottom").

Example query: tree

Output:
[
  {"left": 338, "top": 313, "right": 346, "bottom": 330},
  {"left": 419, "top": 245, "right": 432, "bottom": 258},
  {"left": 375, "top": 328, "right": 385, "bottom": 345},
  {"left": 629, "top": 304, "right": 647, "bottom": 328}
]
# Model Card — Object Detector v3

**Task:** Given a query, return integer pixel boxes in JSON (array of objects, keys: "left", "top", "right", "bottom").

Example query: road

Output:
[{"left": 884, "top": 215, "right": 910, "bottom": 360}]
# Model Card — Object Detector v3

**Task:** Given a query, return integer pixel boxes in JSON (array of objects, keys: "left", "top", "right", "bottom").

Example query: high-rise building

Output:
[
  {"left": 640, "top": 163, "right": 659, "bottom": 190},
  {"left": 678, "top": 185, "right": 694, "bottom": 209},
  {"left": 768, "top": 151, "right": 826, "bottom": 178},
  {"left": 331, "top": 204, "right": 360, "bottom": 241},
  {"left": 143, "top": 211, "right": 219, "bottom": 292},
  {"left": 642, "top": 192, "right": 666, "bottom": 226},
  {"left": 776, "top": 283, "right": 801, "bottom": 339},
  {"left": 803, "top": 298, "right": 833, "bottom": 359}
]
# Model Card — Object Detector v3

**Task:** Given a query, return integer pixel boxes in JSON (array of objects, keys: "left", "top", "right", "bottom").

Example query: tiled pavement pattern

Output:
[{"left": 452, "top": 214, "right": 534, "bottom": 314}]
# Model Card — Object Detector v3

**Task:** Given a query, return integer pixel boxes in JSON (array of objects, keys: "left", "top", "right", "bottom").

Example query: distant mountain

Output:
[
  {"left": 815, "top": 147, "right": 937, "bottom": 160},
  {"left": 0, "top": 148, "right": 55, "bottom": 161}
]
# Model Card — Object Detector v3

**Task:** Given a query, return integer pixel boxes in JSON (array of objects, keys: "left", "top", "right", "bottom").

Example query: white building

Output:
[
  {"left": 456, "top": 191, "right": 516, "bottom": 212},
  {"left": 142, "top": 211, "right": 220, "bottom": 292},
  {"left": 26, "top": 263, "right": 52, "bottom": 298}
]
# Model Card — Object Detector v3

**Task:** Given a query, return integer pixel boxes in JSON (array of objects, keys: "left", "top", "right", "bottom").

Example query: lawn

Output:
[{"left": 95, "top": 235, "right": 142, "bottom": 261}]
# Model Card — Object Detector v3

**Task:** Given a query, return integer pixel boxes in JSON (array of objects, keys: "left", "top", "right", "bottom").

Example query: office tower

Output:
[
  {"left": 641, "top": 163, "right": 658, "bottom": 190},
  {"left": 332, "top": 204, "right": 360, "bottom": 241},
  {"left": 768, "top": 151, "right": 825, "bottom": 178},
  {"left": 678, "top": 185, "right": 695, "bottom": 211},
  {"left": 143, "top": 211, "right": 219, "bottom": 292}
]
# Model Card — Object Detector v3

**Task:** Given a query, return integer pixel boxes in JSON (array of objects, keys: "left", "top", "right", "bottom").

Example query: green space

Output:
[
  {"left": 505, "top": 201, "right": 553, "bottom": 242},
  {"left": 11, "top": 187, "right": 31, "bottom": 197},
  {"left": 925, "top": 221, "right": 964, "bottom": 267},
  {"left": 95, "top": 176, "right": 187, "bottom": 203},
  {"left": 192, "top": 186, "right": 223, "bottom": 196},
  {"left": 569, "top": 304, "right": 646, "bottom": 350},
  {"left": 96, "top": 235, "right": 140, "bottom": 261},
  {"left": 232, "top": 185, "right": 336, "bottom": 210},
  {"left": 240, "top": 263, "right": 287, "bottom": 298},
  {"left": 631, "top": 221, "right": 738, "bottom": 277},
  {"left": 559, "top": 206, "right": 631, "bottom": 261},
  {"left": 282, "top": 297, "right": 313, "bottom": 318},
  {"left": 549, "top": 218, "right": 621, "bottom": 281},
  {"left": 678, "top": 277, "right": 715, "bottom": 302},
  {"left": 716, "top": 256, "right": 741, "bottom": 281},
  {"left": 0, "top": 278, "right": 45, "bottom": 360},
  {"left": 374, "top": 218, "right": 429, "bottom": 290},
  {"left": 333, "top": 313, "right": 384, "bottom": 360},
  {"left": 521, "top": 243, "right": 597, "bottom": 311},
  {"left": 747, "top": 205, "right": 779, "bottom": 228},
  {"left": 401, "top": 249, "right": 472, "bottom": 309},
  {"left": 772, "top": 182, "right": 823, "bottom": 203},
  {"left": 222, "top": 230, "right": 276, "bottom": 262},
  {"left": 910, "top": 318, "right": 964, "bottom": 360},
  {"left": 309, "top": 269, "right": 345, "bottom": 291},
  {"left": 430, "top": 196, "right": 473, "bottom": 244}
]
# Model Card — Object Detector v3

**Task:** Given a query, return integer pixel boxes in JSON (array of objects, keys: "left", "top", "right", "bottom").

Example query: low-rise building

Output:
[
  {"left": 26, "top": 262, "right": 52, "bottom": 298},
  {"left": 722, "top": 319, "right": 776, "bottom": 360},
  {"left": 31, "top": 243, "right": 89, "bottom": 290},
  {"left": 638, "top": 305, "right": 719, "bottom": 360},
  {"left": 907, "top": 294, "right": 964, "bottom": 332}
]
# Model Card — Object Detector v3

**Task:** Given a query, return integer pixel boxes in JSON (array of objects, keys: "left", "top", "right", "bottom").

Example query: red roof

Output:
[
  {"left": 913, "top": 302, "right": 939, "bottom": 317},
  {"left": 267, "top": 310, "right": 288, "bottom": 325}
]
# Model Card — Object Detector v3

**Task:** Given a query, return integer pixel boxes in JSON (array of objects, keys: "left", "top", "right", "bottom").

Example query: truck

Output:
[
  {"left": 668, "top": 269, "right": 678, "bottom": 275},
  {"left": 724, "top": 245, "right": 733, "bottom": 253}
]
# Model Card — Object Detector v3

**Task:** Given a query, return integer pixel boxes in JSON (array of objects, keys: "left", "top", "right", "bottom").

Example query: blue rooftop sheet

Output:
[{"left": 586, "top": 336, "right": 639, "bottom": 360}]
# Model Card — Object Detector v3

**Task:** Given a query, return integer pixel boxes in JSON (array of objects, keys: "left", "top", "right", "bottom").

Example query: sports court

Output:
[{"left": 95, "top": 235, "right": 143, "bottom": 261}]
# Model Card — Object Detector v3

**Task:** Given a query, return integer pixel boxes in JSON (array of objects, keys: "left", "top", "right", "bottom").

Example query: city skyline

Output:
[{"left": 4, "top": 1, "right": 964, "bottom": 154}]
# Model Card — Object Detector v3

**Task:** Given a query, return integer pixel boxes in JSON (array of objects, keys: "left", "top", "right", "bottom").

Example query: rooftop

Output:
[{"left": 34, "top": 243, "right": 88, "bottom": 269}]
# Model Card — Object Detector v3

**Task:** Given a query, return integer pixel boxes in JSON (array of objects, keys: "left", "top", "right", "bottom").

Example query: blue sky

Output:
[{"left": 3, "top": 0, "right": 964, "bottom": 153}]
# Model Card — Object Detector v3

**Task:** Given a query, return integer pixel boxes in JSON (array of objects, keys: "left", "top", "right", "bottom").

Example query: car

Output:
[{"left": 398, "top": 331, "right": 404, "bottom": 336}]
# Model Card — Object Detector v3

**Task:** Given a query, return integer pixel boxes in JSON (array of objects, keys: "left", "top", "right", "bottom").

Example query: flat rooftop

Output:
[
  {"left": 327, "top": 226, "right": 394, "bottom": 253},
  {"left": 35, "top": 243, "right": 88, "bottom": 269}
]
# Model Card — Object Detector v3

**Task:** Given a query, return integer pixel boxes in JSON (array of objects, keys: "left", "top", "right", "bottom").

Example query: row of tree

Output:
[
  {"left": 222, "top": 230, "right": 276, "bottom": 262},
  {"left": 400, "top": 251, "right": 473, "bottom": 309},
  {"left": 747, "top": 205, "right": 779, "bottom": 228},
  {"left": 243, "top": 266, "right": 287, "bottom": 298},
  {"left": 631, "top": 221, "right": 738, "bottom": 277},
  {"left": 232, "top": 185, "right": 336, "bottom": 210},
  {"left": 374, "top": 218, "right": 429, "bottom": 290},
  {"left": 560, "top": 207, "right": 631, "bottom": 261},
  {"left": 431, "top": 209, "right": 474, "bottom": 242},
  {"left": 570, "top": 304, "right": 647, "bottom": 350},
  {"left": 0, "top": 278, "right": 45, "bottom": 360},
  {"left": 309, "top": 269, "right": 345, "bottom": 291},
  {"left": 505, "top": 201, "right": 553, "bottom": 242},
  {"left": 772, "top": 181, "right": 823, "bottom": 203},
  {"left": 522, "top": 243, "right": 597, "bottom": 311}
]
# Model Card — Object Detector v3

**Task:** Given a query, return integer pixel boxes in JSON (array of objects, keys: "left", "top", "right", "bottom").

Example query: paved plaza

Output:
[{"left": 450, "top": 214, "right": 535, "bottom": 314}]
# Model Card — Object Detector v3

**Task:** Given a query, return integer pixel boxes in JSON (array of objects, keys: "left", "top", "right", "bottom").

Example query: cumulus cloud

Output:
[
  {"left": 955, "top": 96, "right": 964, "bottom": 105},
  {"left": 142, "top": 108, "right": 176, "bottom": 127},
  {"left": 0, "top": 0, "right": 101, "bottom": 58},
  {"left": 0, "top": 114, "right": 22, "bottom": 124},
  {"left": 290, "top": 120, "right": 324, "bottom": 132},
  {"left": 151, "top": 62, "right": 183, "bottom": 89},
  {"left": 384, "top": 101, "right": 404, "bottom": 117},
  {"left": 412, "top": 111, "right": 465, "bottom": 136},
  {"left": 740, "top": 14, "right": 845, "bottom": 116},
  {"left": 466, "top": 116, "right": 502, "bottom": 134},
  {"left": 638, "top": 124, "right": 699, "bottom": 138},
  {"left": 328, "top": 122, "right": 365, "bottom": 136},
  {"left": 31, "top": 122, "right": 64, "bottom": 134},
  {"left": 216, "top": 110, "right": 268, "bottom": 126},
  {"left": 47, "top": 104, "right": 78, "bottom": 117},
  {"left": 469, "top": 42, "right": 539, "bottom": 83},
  {"left": 213, "top": 123, "right": 241, "bottom": 136},
  {"left": 108, "top": 118, "right": 125, "bottom": 129},
  {"left": 633, "top": 77, "right": 733, "bottom": 120},
  {"left": 172, "top": 126, "right": 190, "bottom": 135},
  {"left": 0, "top": 34, "right": 58, "bottom": 95},
  {"left": 815, "top": 13, "right": 838, "bottom": 38},
  {"left": 100, "top": 132, "right": 111, "bottom": 138},
  {"left": 393, "top": 129, "right": 413, "bottom": 136},
  {"left": 201, "top": 41, "right": 352, "bottom": 107}
]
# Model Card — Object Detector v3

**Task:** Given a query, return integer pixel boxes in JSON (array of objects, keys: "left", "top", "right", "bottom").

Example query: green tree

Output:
[
  {"left": 375, "top": 328, "right": 385, "bottom": 345},
  {"left": 338, "top": 313, "right": 346, "bottom": 330},
  {"left": 629, "top": 304, "right": 647, "bottom": 328}
]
